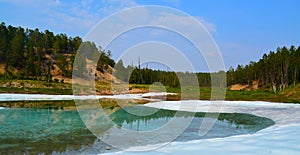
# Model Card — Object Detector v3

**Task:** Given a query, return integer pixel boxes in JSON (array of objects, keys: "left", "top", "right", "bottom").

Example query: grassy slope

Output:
[{"left": 0, "top": 80, "right": 72, "bottom": 95}]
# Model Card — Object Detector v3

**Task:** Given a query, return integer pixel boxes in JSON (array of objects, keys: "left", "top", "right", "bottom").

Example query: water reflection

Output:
[
  {"left": 0, "top": 105, "right": 274, "bottom": 154},
  {"left": 109, "top": 106, "right": 274, "bottom": 143}
]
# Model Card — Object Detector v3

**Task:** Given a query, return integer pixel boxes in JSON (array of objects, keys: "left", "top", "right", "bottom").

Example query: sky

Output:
[{"left": 0, "top": 0, "right": 300, "bottom": 72}]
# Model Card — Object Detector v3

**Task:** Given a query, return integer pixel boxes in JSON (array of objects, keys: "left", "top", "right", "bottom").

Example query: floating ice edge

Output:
[{"left": 103, "top": 100, "right": 300, "bottom": 155}]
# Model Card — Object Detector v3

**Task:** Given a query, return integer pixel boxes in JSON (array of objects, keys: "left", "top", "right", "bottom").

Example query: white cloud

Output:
[
  {"left": 195, "top": 17, "right": 217, "bottom": 33},
  {"left": 100, "top": 0, "right": 138, "bottom": 15},
  {"left": 1, "top": 0, "right": 139, "bottom": 36},
  {"left": 1, "top": 0, "right": 217, "bottom": 40},
  {"left": 47, "top": 0, "right": 139, "bottom": 35},
  {"left": 151, "top": 13, "right": 216, "bottom": 33}
]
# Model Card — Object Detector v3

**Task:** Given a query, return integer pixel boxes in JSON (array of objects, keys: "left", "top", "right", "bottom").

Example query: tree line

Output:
[
  {"left": 227, "top": 45, "right": 300, "bottom": 93},
  {"left": 114, "top": 59, "right": 225, "bottom": 87},
  {"left": 0, "top": 22, "right": 114, "bottom": 82}
]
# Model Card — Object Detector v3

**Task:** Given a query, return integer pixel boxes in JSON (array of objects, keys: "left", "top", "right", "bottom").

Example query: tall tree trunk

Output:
[
  {"left": 270, "top": 70, "right": 276, "bottom": 93},
  {"left": 280, "top": 63, "right": 284, "bottom": 91},
  {"left": 284, "top": 63, "right": 289, "bottom": 90},
  {"left": 293, "top": 66, "right": 297, "bottom": 86}
]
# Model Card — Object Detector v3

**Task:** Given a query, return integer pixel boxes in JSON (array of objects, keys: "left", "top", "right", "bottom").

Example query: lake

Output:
[{"left": 0, "top": 103, "right": 274, "bottom": 154}]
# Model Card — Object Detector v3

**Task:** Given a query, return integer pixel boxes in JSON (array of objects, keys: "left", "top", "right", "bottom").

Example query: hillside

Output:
[{"left": 0, "top": 22, "right": 115, "bottom": 82}]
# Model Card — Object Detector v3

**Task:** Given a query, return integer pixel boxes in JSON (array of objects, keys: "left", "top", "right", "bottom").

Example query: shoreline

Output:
[
  {"left": 0, "top": 92, "right": 299, "bottom": 109},
  {"left": 0, "top": 93, "right": 176, "bottom": 108}
]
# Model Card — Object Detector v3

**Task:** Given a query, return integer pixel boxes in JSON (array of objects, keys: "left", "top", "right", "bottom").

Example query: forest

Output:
[
  {"left": 114, "top": 59, "right": 220, "bottom": 87},
  {"left": 227, "top": 46, "right": 300, "bottom": 93},
  {"left": 1, "top": 23, "right": 300, "bottom": 93},
  {"left": 0, "top": 22, "right": 114, "bottom": 82}
]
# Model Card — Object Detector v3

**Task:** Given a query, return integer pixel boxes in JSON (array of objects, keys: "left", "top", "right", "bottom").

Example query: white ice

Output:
[
  {"left": 102, "top": 100, "right": 300, "bottom": 155},
  {"left": 0, "top": 92, "right": 175, "bottom": 102}
]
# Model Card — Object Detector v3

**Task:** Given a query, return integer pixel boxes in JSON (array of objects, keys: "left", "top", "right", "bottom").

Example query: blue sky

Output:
[{"left": 0, "top": 0, "right": 299, "bottom": 71}]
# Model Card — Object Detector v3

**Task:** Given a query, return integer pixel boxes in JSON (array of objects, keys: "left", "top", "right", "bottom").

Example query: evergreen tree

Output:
[{"left": 0, "top": 22, "right": 8, "bottom": 63}]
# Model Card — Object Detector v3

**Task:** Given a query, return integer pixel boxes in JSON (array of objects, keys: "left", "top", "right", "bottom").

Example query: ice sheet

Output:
[
  {"left": 0, "top": 92, "right": 175, "bottom": 101},
  {"left": 102, "top": 100, "right": 300, "bottom": 154},
  {"left": 144, "top": 100, "right": 300, "bottom": 125}
]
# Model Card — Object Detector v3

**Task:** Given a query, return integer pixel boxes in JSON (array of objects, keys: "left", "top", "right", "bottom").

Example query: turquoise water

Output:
[{"left": 0, "top": 105, "right": 274, "bottom": 154}]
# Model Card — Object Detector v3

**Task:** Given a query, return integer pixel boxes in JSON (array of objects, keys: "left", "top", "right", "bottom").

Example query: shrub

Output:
[{"left": 54, "top": 78, "right": 59, "bottom": 83}]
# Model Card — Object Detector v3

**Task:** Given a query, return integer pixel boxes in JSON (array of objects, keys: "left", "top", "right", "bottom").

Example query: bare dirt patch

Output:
[{"left": 229, "top": 80, "right": 259, "bottom": 91}]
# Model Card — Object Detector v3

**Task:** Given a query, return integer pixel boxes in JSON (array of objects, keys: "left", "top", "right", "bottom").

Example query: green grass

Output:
[
  {"left": 226, "top": 90, "right": 277, "bottom": 101},
  {"left": 118, "top": 84, "right": 300, "bottom": 103},
  {"left": 129, "top": 84, "right": 150, "bottom": 90},
  {"left": 0, "top": 79, "right": 72, "bottom": 94},
  {"left": 0, "top": 87, "right": 72, "bottom": 95}
]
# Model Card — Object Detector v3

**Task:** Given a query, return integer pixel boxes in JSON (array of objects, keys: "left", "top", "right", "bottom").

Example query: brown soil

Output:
[
  {"left": 95, "top": 88, "right": 149, "bottom": 95},
  {"left": 129, "top": 88, "right": 148, "bottom": 94},
  {"left": 230, "top": 84, "right": 249, "bottom": 90},
  {"left": 229, "top": 80, "right": 259, "bottom": 91},
  {"left": 0, "top": 64, "right": 5, "bottom": 74},
  {"left": 252, "top": 80, "right": 259, "bottom": 89}
]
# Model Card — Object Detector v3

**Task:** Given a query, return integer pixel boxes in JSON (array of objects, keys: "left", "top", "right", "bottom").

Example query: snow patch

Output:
[
  {"left": 0, "top": 93, "right": 177, "bottom": 101},
  {"left": 102, "top": 100, "right": 300, "bottom": 154}
]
